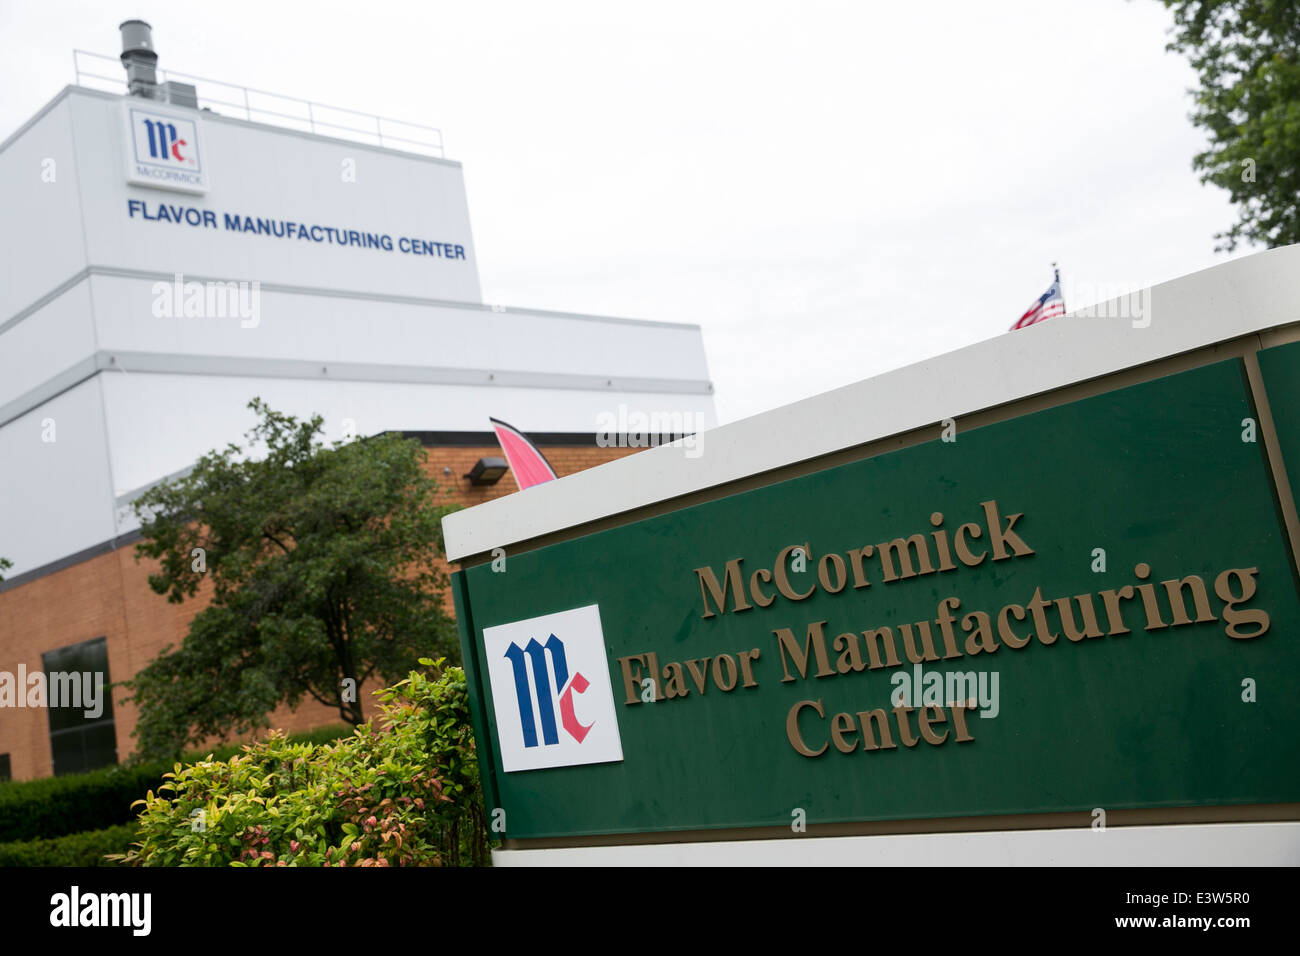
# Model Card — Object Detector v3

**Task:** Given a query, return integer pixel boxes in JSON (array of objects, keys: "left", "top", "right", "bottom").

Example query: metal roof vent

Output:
[
  {"left": 163, "top": 81, "right": 198, "bottom": 108},
  {"left": 119, "top": 19, "right": 160, "bottom": 99}
]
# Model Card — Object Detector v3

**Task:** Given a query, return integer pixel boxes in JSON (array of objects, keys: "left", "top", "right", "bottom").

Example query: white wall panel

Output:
[
  {"left": 87, "top": 273, "right": 711, "bottom": 382},
  {"left": 100, "top": 371, "right": 716, "bottom": 506},
  {"left": 69, "top": 90, "right": 482, "bottom": 304},
  {"left": 0, "top": 379, "right": 114, "bottom": 577},
  {"left": 0, "top": 94, "right": 87, "bottom": 322},
  {"left": 0, "top": 280, "right": 96, "bottom": 412}
]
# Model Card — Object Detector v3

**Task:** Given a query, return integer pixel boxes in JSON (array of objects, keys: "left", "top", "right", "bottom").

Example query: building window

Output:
[
  {"left": 0, "top": 754, "right": 10, "bottom": 782},
  {"left": 42, "top": 637, "right": 117, "bottom": 776}
]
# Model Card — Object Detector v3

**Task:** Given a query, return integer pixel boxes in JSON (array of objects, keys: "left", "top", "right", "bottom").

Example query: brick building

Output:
[{"left": 0, "top": 435, "right": 646, "bottom": 781}]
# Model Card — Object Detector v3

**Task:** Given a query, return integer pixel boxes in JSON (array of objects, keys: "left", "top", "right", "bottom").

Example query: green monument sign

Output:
[{"left": 453, "top": 348, "right": 1300, "bottom": 845}]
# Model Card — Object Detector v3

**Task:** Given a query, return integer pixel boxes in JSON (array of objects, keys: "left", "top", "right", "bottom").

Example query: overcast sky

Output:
[{"left": 1, "top": 0, "right": 1245, "bottom": 424}]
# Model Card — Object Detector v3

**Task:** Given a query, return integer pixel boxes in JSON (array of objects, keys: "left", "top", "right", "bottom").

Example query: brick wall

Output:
[{"left": 0, "top": 441, "right": 643, "bottom": 781}]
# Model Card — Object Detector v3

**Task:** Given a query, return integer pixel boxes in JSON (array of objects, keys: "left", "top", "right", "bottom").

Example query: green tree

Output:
[
  {"left": 1157, "top": 0, "right": 1300, "bottom": 250},
  {"left": 0, "top": 557, "right": 10, "bottom": 582},
  {"left": 122, "top": 399, "right": 459, "bottom": 761}
]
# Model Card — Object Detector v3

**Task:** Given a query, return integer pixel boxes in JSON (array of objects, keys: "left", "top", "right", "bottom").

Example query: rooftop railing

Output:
[{"left": 73, "top": 49, "right": 445, "bottom": 158}]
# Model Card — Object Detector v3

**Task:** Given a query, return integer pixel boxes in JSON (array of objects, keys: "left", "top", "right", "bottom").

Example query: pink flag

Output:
[{"left": 490, "top": 417, "right": 558, "bottom": 490}]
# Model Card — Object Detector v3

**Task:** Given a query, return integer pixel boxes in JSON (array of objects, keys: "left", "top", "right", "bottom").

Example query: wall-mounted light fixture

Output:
[{"left": 464, "top": 457, "right": 509, "bottom": 486}]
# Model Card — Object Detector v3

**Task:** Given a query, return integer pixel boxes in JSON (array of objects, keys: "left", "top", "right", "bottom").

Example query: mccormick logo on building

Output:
[
  {"left": 482, "top": 604, "right": 623, "bottom": 772},
  {"left": 123, "top": 104, "right": 209, "bottom": 194}
]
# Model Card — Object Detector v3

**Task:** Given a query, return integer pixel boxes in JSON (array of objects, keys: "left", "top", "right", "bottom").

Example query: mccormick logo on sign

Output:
[
  {"left": 123, "top": 104, "right": 209, "bottom": 194},
  {"left": 482, "top": 604, "right": 623, "bottom": 772}
]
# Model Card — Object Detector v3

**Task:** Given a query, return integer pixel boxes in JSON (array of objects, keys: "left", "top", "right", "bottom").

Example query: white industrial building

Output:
[{"left": 0, "top": 21, "right": 716, "bottom": 584}]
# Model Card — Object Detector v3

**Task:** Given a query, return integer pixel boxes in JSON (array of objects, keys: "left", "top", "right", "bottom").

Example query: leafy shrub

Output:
[
  {"left": 118, "top": 663, "right": 490, "bottom": 866},
  {"left": 0, "top": 823, "right": 137, "bottom": 867},
  {"left": 193, "top": 724, "right": 353, "bottom": 762},
  {"left": 0, "top": 764, "right": 169, "bottom": 844},
  {"left": 0, "top": 724, "right": 351, "bottom": 844},
  {"left": 376, "top": 661, "right": 489, "bottom": 866}
]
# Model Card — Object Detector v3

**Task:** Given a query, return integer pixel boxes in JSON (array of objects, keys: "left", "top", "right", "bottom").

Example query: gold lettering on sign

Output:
[
  {"left": 694, "top": 559, "right": 751, "bottom": 619},
  {"left": 774, "top": 621, "right": 835, "bottom": 682},
  {"left": 774, "top": 544, "right": 816, "bottom": 601},
  {"left": 784, "top": 700, "right": 977, "bottom": 757},
  {"left": 663, "top": 502, "right": 1274, "bottom": 759},
  {"left": 786, "top": 699, "right": 828, "bottom": 757}
]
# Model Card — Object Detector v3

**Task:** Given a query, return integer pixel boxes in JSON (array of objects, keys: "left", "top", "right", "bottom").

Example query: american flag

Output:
[{"left": 1010, "top": 266, "right": 1065, "bottom": 330}]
